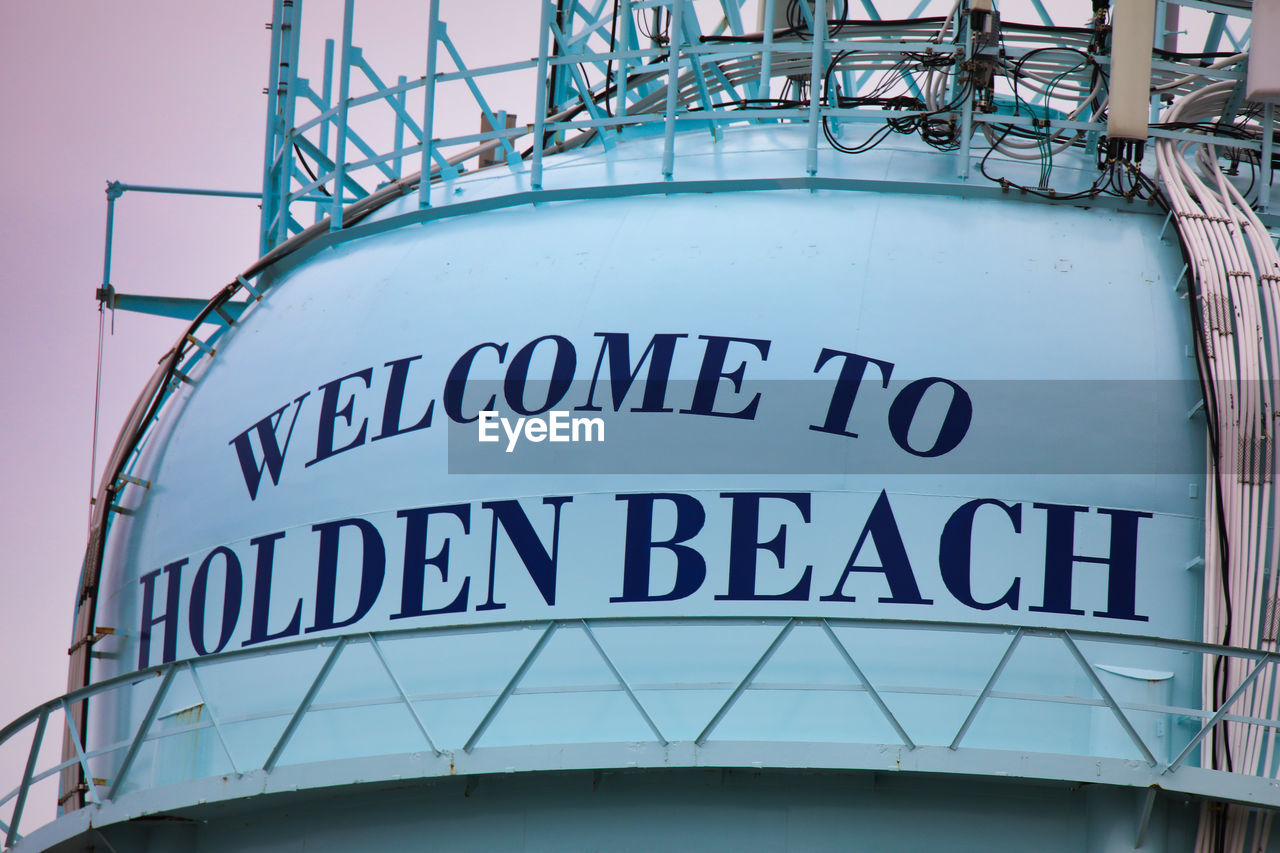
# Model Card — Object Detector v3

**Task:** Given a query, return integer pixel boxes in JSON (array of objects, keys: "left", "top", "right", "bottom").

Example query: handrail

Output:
[{"left": 12, "top": 615, "right": 1280, "bottom": 847}]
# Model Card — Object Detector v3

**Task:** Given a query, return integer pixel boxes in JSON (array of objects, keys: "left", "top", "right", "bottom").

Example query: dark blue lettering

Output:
[
  {"left": 504, "top": 335, "right": 577, "bottom": 415},
  {"left": 939, "top": 499, "right": 1022, "bottom": 611},
  {"left": 477, "top": 497, "right": 573, "bottom": 610},
  {"left": 308, "top": 367, "right": 374, "bottom": 466},
  {"left": 188, "top": 547, "right": 243, "bottom": 656},
  {"left": 308, "top": 518, "right": 387, "bottom": 632},
  {"left": 1030, "top": 504, "right": 1151, "bottom": 622},
  {"left": 612, "top": 493, "right": 707, "bottom": 602},
  {"left": 887, "top": 377, "right": 972, "bottom": 457},
  {"left": 680, "top": 335, "right": 771, "bottom": 420},
  {"left": 393, "top": 504, "right": 471, "bottom": 619},
  {"left": 374, "top": 355, "right": 435, "bottom": 441},
  {"left": 243, "top": 531, "right": 302, "bottom": 646},
  {"left": 138, "top": 559, "right": 185, "bottom": 668},
  {"left": 809, "top": 349, "right": 894, "bottom": 437},
  {"left": 822, "top": 491, "right": 932, "bottom": 604},
  {"left": 444, "top": 342, "right": 508, "bottom": 423},
  {"left": 228, "top": 393, "right": 310, "bottom": 499},
  {"left": 716, "top": 492, "right": 813, "bottom": 601},
  {"left": 576, "top": 332, "right": 686, "bottom": 413}
]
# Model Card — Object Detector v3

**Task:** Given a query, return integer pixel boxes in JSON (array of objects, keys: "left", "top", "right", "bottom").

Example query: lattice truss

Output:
[
  {"left": 256, "top": 0, "right": 1267, "bottom": 254},
  {"left": 9, "top": 617, "right": 1280, "bottom": 849}
]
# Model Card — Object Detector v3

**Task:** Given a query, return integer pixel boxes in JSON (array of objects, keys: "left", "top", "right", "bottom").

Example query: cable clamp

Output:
[
  {"left": 1175, "top": 212, "right": 1231, "bottom": 224},
  {"left": 67, "top": 627, "right": 117, "bottom": 656}
]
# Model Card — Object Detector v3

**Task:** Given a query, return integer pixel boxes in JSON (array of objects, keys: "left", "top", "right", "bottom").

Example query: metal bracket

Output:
[{"left": 66, "top": 626, "right": 116, "bottom": 656}]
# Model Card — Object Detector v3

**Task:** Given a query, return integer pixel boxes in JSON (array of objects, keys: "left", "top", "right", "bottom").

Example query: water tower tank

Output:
[{"left": 6, "top": 1, "right": 1280, "bottom": 852}]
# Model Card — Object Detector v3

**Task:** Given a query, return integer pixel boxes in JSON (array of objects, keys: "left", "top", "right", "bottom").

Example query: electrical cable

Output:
[{"left": 293, "top": 143, "right": 331, "bottom": 196}]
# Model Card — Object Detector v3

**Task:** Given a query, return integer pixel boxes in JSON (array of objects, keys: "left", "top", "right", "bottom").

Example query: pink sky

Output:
[{"left": 0, "top": 0, "right": 270, "bottom": 772}]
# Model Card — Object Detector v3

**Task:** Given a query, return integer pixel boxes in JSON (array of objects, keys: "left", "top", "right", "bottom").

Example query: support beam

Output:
[
  {"left": 259, "top": 0, "right": 287, "bottom": 255},
  {"left": 107, "top": 667, "right": 175, "bottom": 801},
  {"left": 464, "top": 623, "right": 558, "bottom": 752},
  {"left": 329, "top": 0, "right": 356, "bottom": 231},
  {"left": 806, "top": 0, "right": 829, "bottom": 176},
  {"left": 662, "top": 0, "right": 685, "bottom": 179},
  {"left": 822, "top": 621, "right": 916, "bottom": 750},
  {"left": 1061, "top": 632, "right": 1156, "bottom": 767},
  {"left": 696, "top": 620, "right": 795, "bottom": 745},
  {"left": 581, "top": 621, "right": 668, "bottom": 746},
  {"left": 532, "top": 0, "right": 555, "bottom": 191},
  {"left": 5, "top": 710, "right": 48, "bottom": 847},
  {"left": 263, "top": 638, "right": 348, "bottom": 772},
  {"left": 951, "top": 628, "right": 1022, "bottom": 750}
]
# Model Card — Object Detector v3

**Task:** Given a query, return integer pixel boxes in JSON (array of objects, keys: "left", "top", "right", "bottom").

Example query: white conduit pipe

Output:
[{"left": 1161, "top": 75, "right": 1280, "bottom": 853}]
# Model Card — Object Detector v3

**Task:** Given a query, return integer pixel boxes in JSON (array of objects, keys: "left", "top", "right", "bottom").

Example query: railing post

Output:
[
  {"left": 275, "top": 0, "right": 304, "bottom": 245},
  {"left": 419, "top": 0, "right": 442, "bottom": 208},
  {"left": 186, "top": 662, "right": 242, "bottom": 776},
  {"left": 758, "top": 0, "right": 776, "bottom": 100},
  {"left": 99, "top": 185, "right": 118, "bottom": 301},
  {"left": 91, "top": 183, "right": 121, "bottom": 511},
  {"left": 957, "top": 1, "right": 974, "bottom": 179},
  {"left": 821, "top": 621, "right": 916, "bottom": 750},
  {"left": 394, "top": 75, "right": 408, "bottom": 179},
  {"left": 367, "top": 635, "right": 440, "bottom": 755},
  {"left": 259, "top": 0, "right": 287, "bottom": 254},
  {"left": 661, "top": 0, "right": 685, "bottom": 179},
  {"left": 5, "top": 709, "right": 49, "bottom": 848},
  {"left": 617, "top": 0, "right": 632, "bottom": 120},
  {"left": 329, "top": 0, "right": 355, "bottom": 231},
  {"left": 59, "top": 699, "right": 103, "bottom": 806},
  {"left": 805, "top": 0, "right": 828, "bottom": 176},
  {"left": 532, "top": 0, "right": 555, "bottom": 191}
]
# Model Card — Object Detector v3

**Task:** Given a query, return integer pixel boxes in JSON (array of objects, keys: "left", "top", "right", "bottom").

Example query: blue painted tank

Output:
[{"left": 58, "top": 121, "right": 1211, "bottom": 850}]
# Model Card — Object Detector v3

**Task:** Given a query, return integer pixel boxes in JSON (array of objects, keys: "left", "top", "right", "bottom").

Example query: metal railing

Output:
[
  {"left": 9, "top": 615, "right": 1280, "bottom": 848},
  {"left": 254, "top": 0, "right": 1266, "bottom": 253}
]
